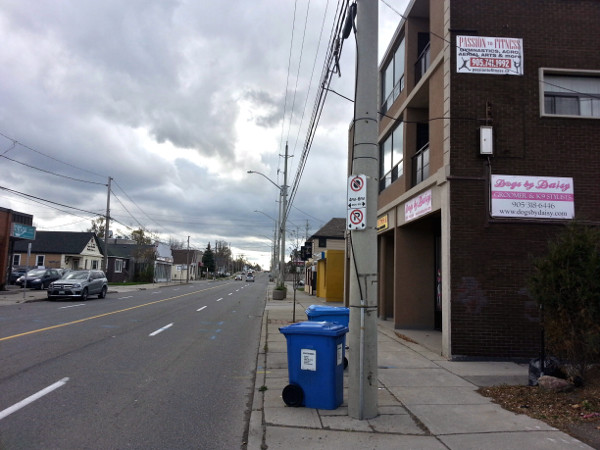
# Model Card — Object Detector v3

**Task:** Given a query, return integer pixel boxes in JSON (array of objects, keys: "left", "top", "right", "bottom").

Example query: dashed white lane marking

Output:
[
  {"left": 216, "top": 298, "right": 223, "bottom": 302},
  {"left": 149, "top": 323, "right": 173, "bottom": 337},
  {"left": 58, "top": 304, "right": 85, "bottom": 309},
  {"left": 197, "top": 306, "right": 207, "bottom": 312},
  {"left": 0, "top": 378, "right": 69, "bottom": 421}
]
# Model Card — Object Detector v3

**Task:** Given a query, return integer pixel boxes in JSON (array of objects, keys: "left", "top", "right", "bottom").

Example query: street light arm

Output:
[
  {"left": 254, "top": 210, "right": 277, "bottom": 223},
  {"left": 247, "top": 170, "right": 282, "bottom": 191}
]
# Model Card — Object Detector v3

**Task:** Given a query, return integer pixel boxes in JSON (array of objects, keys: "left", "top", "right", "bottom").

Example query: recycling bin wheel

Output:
[
  {"left": 282, "top": 384, "right": 304, "bottom": 407},
  {"left": 344, "top": 356, "right": 348, "bottom": 370}
]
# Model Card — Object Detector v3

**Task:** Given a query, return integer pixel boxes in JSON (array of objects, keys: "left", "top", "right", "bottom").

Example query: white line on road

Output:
[
  {"left": 118, "top": 296, "right": 133, "bottom": 299},
  {"left": 58, "top": 304, "right": 85, "bottom": 309},
  {"left": 197, "top": 306, "right": 207, "bottom": 312},
  {"left": 0, "top": 378, "right": 69, "bottom": 421},
  {"left": 228, "top": 293, "right": 233, "bottom": 296},
  {"left": 216, "top": 298, "right": 223, "bottom": 302},
  {"left": 149, "top": 323, "right": 173, "bottom": 336}
]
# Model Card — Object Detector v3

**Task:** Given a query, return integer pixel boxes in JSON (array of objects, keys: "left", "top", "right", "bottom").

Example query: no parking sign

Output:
[{"left": 347, "top": 174, "right": 367, "bottom": 230}]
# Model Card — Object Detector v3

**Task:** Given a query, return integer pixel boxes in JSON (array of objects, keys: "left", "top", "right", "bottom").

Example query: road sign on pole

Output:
[{"left": 347, "top": 175, "right": 367, "bottom": 230}]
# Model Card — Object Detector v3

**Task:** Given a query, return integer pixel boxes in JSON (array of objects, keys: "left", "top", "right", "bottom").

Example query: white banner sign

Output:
[
  {"left": 457, "top": 36, "right": 523, "bottom": 75},
  {"left": 491, "top": 175, "right": 574, "bottom": 219},
  {"left": 405, "top": 190, "right": 432, "bottom": 222}
]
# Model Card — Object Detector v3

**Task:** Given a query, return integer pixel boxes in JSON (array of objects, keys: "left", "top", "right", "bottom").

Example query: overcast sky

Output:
[{"left": 0, "top": 0, "right": 408, "bottom": 269}]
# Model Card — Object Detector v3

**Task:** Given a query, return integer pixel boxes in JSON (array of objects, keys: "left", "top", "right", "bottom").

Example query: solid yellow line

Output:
[{"left": 0, "top": 285, "right": 222, "bottom": 342}]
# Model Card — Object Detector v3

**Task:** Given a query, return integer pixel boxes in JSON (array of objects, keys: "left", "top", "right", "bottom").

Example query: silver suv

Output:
[{"left": 47, "top": 270, "right": 108, "bottom": 300}]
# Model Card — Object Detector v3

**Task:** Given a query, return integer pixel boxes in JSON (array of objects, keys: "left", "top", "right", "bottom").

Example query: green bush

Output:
[{"left": 528, "top": 223, "right": 600, "bottom": 379}]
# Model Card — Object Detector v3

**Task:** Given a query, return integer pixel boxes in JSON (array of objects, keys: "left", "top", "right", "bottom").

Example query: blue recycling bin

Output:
[
  {"left": 279, "top": 321, "right": 348, "bottom": 410},
  {"left": 305, "top": 305, "right": 350, "bottom": 328}
]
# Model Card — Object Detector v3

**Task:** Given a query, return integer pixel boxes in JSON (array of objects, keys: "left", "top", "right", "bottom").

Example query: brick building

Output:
[
  {"left": 374, "top": 0, "right": 600, "bottom": 359},
  {"left": 0, "top": 207, "right": 35, "bottom": 290}
]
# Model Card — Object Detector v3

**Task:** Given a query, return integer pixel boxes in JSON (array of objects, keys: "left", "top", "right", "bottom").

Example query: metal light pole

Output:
[
  {"left": 247, "top": 166, "right": 288, "bottom": 286},
  {"left": 254, "top": 210, "right": 279, "bottom": 272},
  {"left": 279, "top": 143, "right": 289, "bottom": 288}
]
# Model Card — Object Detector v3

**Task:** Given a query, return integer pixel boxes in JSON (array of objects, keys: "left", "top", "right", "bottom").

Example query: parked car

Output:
[
  {"left": 9, "top": 268, "right": 27, "bottom": 285},
  {"left": 47, "top": 270, "right": 108, "bottom": 300},
  {"left": 15, "top": 268, "right": 62, "bottom": 289},
  {"left": 246, "top": 273, "right": 254, "bottom": 282}
]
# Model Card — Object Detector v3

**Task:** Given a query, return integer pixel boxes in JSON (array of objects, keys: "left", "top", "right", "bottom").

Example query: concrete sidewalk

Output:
[{"left": 249, "top": 284, "right": 592, "bottom": 449}]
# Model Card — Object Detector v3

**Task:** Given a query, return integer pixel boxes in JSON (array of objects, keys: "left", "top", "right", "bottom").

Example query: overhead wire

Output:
[
  {"left": 285, "top": 0, "right": 312, "bottom": 150},
  {"left": 278, "top": 0, "right": 300, "bottom": 170},
  {"left": 0, "top": 185, "right": 103, "bottom": 217},
  {"left": 284, "top": 0, "right": 350, "bottom": 224},
  {"left": 289, "top": 0, "right": 332, "bottom": 167},
  {"left": 0, "top": 130, "right": 107, "bottom": 180}
]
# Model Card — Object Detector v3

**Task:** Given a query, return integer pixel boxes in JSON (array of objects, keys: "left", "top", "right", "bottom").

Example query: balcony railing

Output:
[{"left": 414, "top": 42, "right": 431, "bottom": 84}]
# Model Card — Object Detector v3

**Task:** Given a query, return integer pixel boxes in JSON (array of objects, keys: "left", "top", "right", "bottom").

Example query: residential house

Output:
[
  {"left": 305, "top": 218, "right": 345, "bottom": 302},
  {"left": 171, "top": 249, "right": 203, "bottom": 282},
  {"left": 153, "top": 241, "right": 173, "bottom": 283},
  {"left": 370, "top": 0, "right": 600, "bottom": 359},
  {"left": 101, "top": 239, "right": 154, "bottom": 283},
  {"left": 12, "top": 231, "right": 104, "bottom": 272}
]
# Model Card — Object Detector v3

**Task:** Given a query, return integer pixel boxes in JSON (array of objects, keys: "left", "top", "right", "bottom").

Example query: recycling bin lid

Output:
[
  {"left": 305, "top": 305, "right": 350, "bottom": 317},
  {"left": 279, "top": 320, "right": 348, "bottom": 337}
]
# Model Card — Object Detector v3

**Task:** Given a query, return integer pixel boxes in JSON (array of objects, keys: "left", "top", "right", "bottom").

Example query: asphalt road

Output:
[{"left": 0, "top": 276, "right": 266, "bottom": 449}]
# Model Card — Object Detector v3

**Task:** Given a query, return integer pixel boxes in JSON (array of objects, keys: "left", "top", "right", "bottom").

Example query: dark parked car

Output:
[
  {"left": 9, "top": 268, "right": 27, "bottom": 285},
  {"left": 15, "top": 268, "right": 62, "bottom": 289},
  {"left": 47, "top": 270, "right": 108, "bottom": 300}
]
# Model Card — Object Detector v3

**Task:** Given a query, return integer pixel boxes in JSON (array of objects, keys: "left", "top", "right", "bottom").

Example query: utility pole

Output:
[
  {"left": 278, "top": 142, "right": 289, "bottom": 288},
  {"left": 103, "top": 176, "right": 112, "bottom": 274},
  {"left": 186, "top": 236, "right": 190, "bottom": 283},
  {"left": 348, "top": 0, "right": 378, "bottom": 420}
]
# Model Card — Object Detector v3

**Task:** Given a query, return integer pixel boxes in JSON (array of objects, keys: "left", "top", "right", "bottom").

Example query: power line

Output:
[
  {"left": 0, "top": 154, "right": 106, "bottom": 185},
  {"left": 285, "top": 0, "right": 350, "bottom": 222},
  {"left": 0, "top": 185, "right": 103, "bottom": 217},
  {"left": 0, "top": 130, "right": 107, "bottom": 179}
]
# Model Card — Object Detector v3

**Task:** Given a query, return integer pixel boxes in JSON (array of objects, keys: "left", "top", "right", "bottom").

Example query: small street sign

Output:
[{"left": 347, "top": 175, "right": 367, "bottom": 230}]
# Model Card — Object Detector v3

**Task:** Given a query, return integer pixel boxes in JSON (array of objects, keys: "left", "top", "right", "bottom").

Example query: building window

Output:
[
  {"left": 541, "top": 69, "right": 600, "bottom": 118},
  {"left": 92, "top": 260, "right": 99, "bottom": 270},
  {"left": 381, "top": 37, "right": 405, "bottom": 113},
  {"left": 380, "top": 122, "right": 404, "bottom": 191},
  {"left": 412, "top": 123, "right": 430, "bottom": 187},
  {"left": 412, "top": 145, "right": 430, "bottom": 185},
  {"left": 115, "top": 259, "right": 123, "bottom": 273},
  {"left": 12, "top": 254, "right": 21, "bottom": 266},
  {"left": 415, "top": 33, "right": 431, "bottom": 84},
  {"left": 36, "top": 255, "right": 45, "bottom": 267},
  {"left": 318, "top": 237, "right": 327, "bottom": 248}
]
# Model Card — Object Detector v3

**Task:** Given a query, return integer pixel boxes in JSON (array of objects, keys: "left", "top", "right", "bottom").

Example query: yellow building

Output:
[{"left": 305, "top": 218, "right": 345, "bottom": 302}]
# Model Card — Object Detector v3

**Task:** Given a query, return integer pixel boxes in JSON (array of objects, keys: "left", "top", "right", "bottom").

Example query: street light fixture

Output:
[{"left": 247, "top": 166, "right": 288, "bottom": 288}]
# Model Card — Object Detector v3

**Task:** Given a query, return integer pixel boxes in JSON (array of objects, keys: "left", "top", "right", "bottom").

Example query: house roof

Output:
[
  {"left": 309, "top": 218, "right": 346, "bottom": 240},
  {"left": 98, "top": 242, "right": 156, "bottom": 259},
  {"left": 13, "top": 231, "right": 103, "bottom": 255},
  {"left": 171, "top": 249, "right": 203, "bottom": 264}
]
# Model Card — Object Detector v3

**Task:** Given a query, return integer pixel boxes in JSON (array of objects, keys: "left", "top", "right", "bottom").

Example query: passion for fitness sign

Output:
[
  {"left": 491, "top": 175, "right": 574, "bottom": 220},
  {"left": 456, "top": 35, "right": 523, "bottom": 75}
]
